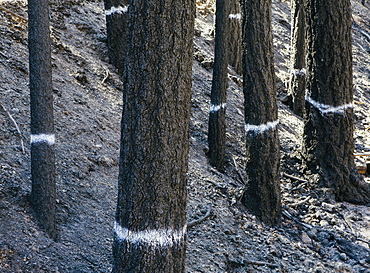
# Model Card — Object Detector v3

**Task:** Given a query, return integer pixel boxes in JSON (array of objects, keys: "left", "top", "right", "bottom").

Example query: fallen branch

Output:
[
  {"left": 0, "top": 6, "right": 27, "bottom": 22},
  {"left": 0, "top": 102, "right": 25, "bottom": 153},
  {"left": 354, "top": 153, "right": 370, "bottom": 157},
  {"left": 187, "top": 204, "right": 212, "bottom": 229},
  {"left": 282, "top": 172, "right": 308, "bottom": 184},
  {"left": 288, "top": 195, "right": 311, "bottom": 208}
]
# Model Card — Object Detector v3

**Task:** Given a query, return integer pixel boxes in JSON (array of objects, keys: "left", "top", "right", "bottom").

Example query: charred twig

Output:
[
  {"left": 187, "top": 204, "right": 212, "bottom": 229},
  {"left": 232, "top": 156, "right": 246, "bottom": 184},
  {"left": 0, "top": 102, "right": 25, "bottom": 153},
  {"left": 101, "top": 67, "right": 109, "bottom": 84},
  {"left": 282, "top": 209, "right": 313, "bottom": 230}
]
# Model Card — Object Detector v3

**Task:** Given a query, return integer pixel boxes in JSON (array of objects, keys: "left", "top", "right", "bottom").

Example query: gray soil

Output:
[{"left": 1, "top": 0, "right": 370, "bottom": 272}]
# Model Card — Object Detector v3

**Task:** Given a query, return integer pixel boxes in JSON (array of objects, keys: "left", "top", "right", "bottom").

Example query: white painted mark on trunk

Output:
[
  {"left": 291, "top": 68, "right": 306, "bottom": 76},
  {"left": 210, "top": 103, "right": 226, "bottom": 113},
  {"left": 229, "top": 13, "right": 241, "bottom": 20},
  {"left": 114, "top": 221, "right": 186, "bottom": 247},
  {"left": 245, "top": 119, "right": 279, "bottom": 134},
  {"left": 105, "top": 5, "right": 129, "bottom": 16},
  {"left": 30, "top": 134, "right": 55, "bottom": 145},
  {"left": 305, "top": 94, "right": 354, "bottom": 114}
]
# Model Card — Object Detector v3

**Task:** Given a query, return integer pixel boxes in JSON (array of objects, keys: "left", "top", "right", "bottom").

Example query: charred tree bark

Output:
[
  {"left": 240, "top": 0, "right": 282, "bottom": 226},
  {"left": 112, "top": 0, "right": 195, "bottom": 272},
  {"left": 289, "top": 0, "right": 306, "bottom": 117},
  {"left": 208, "top": 0, "right": 230, "bottom": 172},
  {"left": 303, "top": 0, "right": 370, "bottom": 204},
  {"left": 228, "top": 0, "right": 242, "bottom": 75},
  {"left": 104, "top": 0, "right": 128, "bottom": 75},
  {"left": 28, "top": 0, "right": 57, "bottom": 240}
]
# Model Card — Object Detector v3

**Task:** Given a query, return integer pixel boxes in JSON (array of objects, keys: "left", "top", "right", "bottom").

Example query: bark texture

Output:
[
  {"left": 112, "top": 0, "right": 195, "bottom": 272},
  {"left": 289, "top": 0, "right": 306, "bottom": 117},
  {"left": 28, "top": 0, "right": 56, "bottom": 240},
  {"left": 208, "top": 0, "right": 230, "bottom": 172},
  {"left": 304, "top": 0, "right": 370, "bottom": 204},
  {"left": 104, "top": 0, "right": 128, "bottom": 75},
  {"left": 240, "top": 0, "right": 282, "bottom": 226}
]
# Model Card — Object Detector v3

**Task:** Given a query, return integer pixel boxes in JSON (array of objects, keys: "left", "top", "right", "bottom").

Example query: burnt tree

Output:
[
  {"left": 104, "top": 0, "right": 128, "bottom": 75},
  {"left": 208, "top": 0, "right": 230, "bottom": 172},
  {"left": 240, "top": 0, "right": 282, "bottom": 226},
  {"left": 289, "top": 0, "right": 306, "bottom": 117},
  {"left": 28, "top": 0, "right": 57, "bottom": 240},
  {"left": 112, "top": 0, "right": 195, "bottom": 272},
  {"left": 303, "top": 0, "right": 370, "bottom": 204},
  {"left": 228, "top": 0, "right": 242, "bottom": 75}
]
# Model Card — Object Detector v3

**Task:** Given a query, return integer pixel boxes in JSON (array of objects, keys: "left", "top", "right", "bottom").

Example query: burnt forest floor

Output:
[{"left": 1, "top": 0, "right": 370, "bottom": 272}]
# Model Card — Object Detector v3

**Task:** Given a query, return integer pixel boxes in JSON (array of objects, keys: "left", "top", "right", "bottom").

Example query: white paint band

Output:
[
  {"left": 291, "top": 68, "right": 306, "bottom": 76},
  {"left": 114, "top": 221, "right": 186, "bottom": 247},
  {"left": 30, "top": 134, "right": 55, "bottom": 145},
  {"left": 305, "top": 94, "right": 354, "bottom": 114},
  {"left": 245, "top": 119, "right": 279, "bottom": 134},
  {"left": 105, "top": 5, "right": 129, "bottom": 16},
  {"left": 229, "top": 13, "right": 241, "bottom": 20},
  {"left": 210, "top": 103, "right": 226, "bottom": 113}
]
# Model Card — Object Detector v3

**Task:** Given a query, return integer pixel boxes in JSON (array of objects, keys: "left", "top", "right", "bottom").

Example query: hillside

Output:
[{"left": 1, "top": 0, "right": 370, "bottom": 272}]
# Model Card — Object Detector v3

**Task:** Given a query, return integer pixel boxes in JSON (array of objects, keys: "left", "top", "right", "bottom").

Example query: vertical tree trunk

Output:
[
  {"left": 289, "top": 0, "right": 306, "bottom": 117},
  {"left": 304, "top": 0, "right": 370, "bottom": 204},
  {"left": 240, "top": 0, "right": 282, "bottom": 226},
  {"left": 28, "top": 0, "right": 57, "bottom": 240},
  {"left": 208, "top": 0, "right": 230, "bottom": 172},
  {"left": 104, "top": 0, "right": 128, "bottom": 76},
  {"left": 112, "top": 0, "right": 195, "bottom": 272},
  {"left": 228, "top": 0, "right": 242, "bottom": 75}
]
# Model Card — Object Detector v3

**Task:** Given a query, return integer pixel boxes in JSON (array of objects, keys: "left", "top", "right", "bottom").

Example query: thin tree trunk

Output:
[
  {"left": 104, "top": 0, "right": 128, "bottom": 76},
  {"left": 28, "top": 0, "right": 57, "bottom": 240},
  {"left": 289, "top": 0, "right": 306, "bottom": 117},
  {"left": 303, "top": 0, "right": 370, "bottom": 204},
  {"left": 228, "top": 0, "right": 242, "bottom": 75},
  {"left": 208, "top": 0, "right": 230, "bottom": 172},
  {"left": 112, "top": 0, "right": 195, "bottom": 272},
  {"left": 240, "top": 0, "right": 282, "bottom": 226}
]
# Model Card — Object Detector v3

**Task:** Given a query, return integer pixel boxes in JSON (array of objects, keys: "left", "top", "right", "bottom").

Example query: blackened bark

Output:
[
  {"left": 304, "top": 0, "right": 370, "bottom": 204},
  {"left": 104, "top": 0, "right": 128, "bottom": 75},
  {"left": 112, "top": 0, "right": 195, "bottom": 272},
  {"left": 208, "top": 0, "right": 230, "bottom": 172},
  {"left": 240, "top": 0, "right": 282, "bottom": 226},
  {"left": 289, "top": 0, "right": 306, "bottom": 117},
  {"left": 28, "top": 0, "right": 57, "bottom": 240},
  {"left": 228, "top": 0, "right": 242, "bottom": 75}
]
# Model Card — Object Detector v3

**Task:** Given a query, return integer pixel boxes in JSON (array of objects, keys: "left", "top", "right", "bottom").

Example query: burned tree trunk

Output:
[
  {"left": 228, "top": 0, "right": 242, "bottom": 75},
  {"left": 303, "top": 0, "right": 370, "bottom": 204},
  {"left": 240, "top": 0, "right": 282, "bottom": 226},
  {"left": 28, "top": 0, "right": 57, "bottom": 240},
  {"left": 289, "top": 0, "right": 306, "bottom": 117},
  {"left": 104, "top": 0, "right": 128, "bottom": 75},
  {"left": 208, "top": 0, "right": 230, "bottom": 172},
  {"left": 112, "top": 0, "right": 195, "bottom": 272}
]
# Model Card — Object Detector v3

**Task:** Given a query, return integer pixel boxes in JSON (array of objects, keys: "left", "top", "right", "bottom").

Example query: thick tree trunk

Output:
[
  {"left": 289, "top": 0, "right": 306, "bottom": 117},
  {"left": 304, "top": 0, "right": 370, "bottom": 204},
  {"left": 240, "top": 0, "right": 282, "bottom": 226},
  {"left": 228, "top": 0, "right": 242, "bottom": 75},
  {"left": 104, "top": 0, "right": 128, "bottom": 76},
  {"left": 208, "top": 0, "right": 230, "bottom": 172},
  {"left": 112, "top": 0, "right": 195, "bottom": 272},
  {"left": 28, "top": 0, "right": 57, "bottom": 240}
]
